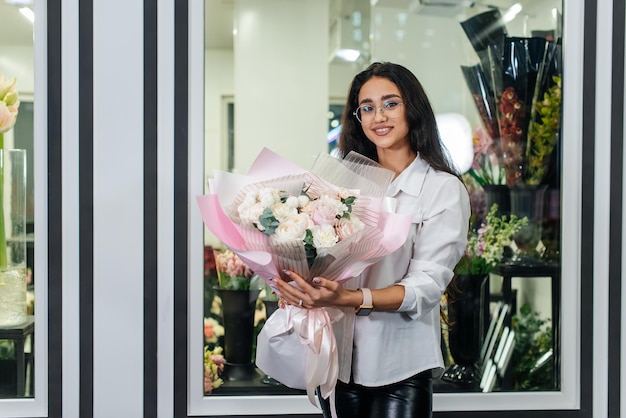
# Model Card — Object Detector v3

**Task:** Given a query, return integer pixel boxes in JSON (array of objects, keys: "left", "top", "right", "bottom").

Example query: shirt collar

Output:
[{"left": 386, "top": 156, "right": 430, "bottom": 198}]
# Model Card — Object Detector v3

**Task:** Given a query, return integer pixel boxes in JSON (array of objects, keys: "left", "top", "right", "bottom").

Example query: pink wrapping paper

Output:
[{"left": 196, "top": 148, "right": 412, "bottom": 413}]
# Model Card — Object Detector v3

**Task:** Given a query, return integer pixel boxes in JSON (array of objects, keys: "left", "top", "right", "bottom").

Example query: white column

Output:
[
  {"left": 234, "top": 0, "right": 329, "bottom": 171},
  {"left": 61, "top": 0, "right": 81, "bottom": 417},
  {"left": 92, "top": 0, "right": 144, "bottom": 416}
]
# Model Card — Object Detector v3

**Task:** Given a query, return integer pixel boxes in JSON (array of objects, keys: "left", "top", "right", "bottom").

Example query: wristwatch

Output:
[{"left": 355, "top": 288, "right": 373, "bottom": 316}]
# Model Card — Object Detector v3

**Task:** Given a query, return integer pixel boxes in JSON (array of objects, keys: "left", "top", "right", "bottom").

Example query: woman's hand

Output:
[{"left": 274, "top": 270, "right": 357, "bottom": 309}]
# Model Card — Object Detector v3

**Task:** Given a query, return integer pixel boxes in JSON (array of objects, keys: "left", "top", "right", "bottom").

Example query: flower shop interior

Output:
[{"left": 0, "top": 0, "right": 622, "bottom": 417}]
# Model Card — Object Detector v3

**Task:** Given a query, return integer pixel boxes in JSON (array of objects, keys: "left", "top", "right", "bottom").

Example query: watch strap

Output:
[{"left": 355, "top": 288, "right": 373, "bottom": 316}]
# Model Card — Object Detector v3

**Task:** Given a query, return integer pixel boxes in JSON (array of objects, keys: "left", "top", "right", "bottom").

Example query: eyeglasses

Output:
[{"left": 353, "top": 100, "right": 405, "bottom": 124}]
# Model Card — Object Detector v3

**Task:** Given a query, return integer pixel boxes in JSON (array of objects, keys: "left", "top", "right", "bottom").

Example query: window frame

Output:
[{"left": 186, "top": 0, "right": 586, "bottom": 415}]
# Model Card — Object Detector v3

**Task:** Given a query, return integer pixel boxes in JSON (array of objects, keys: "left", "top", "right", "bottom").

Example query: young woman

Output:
[{"left": 274, "top": 62, "right": 470, "bottom": 418}]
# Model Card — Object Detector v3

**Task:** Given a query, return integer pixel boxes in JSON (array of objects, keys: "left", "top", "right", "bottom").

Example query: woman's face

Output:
[{"left": 356, "top": 76, "right": 410, "bottom": 154}]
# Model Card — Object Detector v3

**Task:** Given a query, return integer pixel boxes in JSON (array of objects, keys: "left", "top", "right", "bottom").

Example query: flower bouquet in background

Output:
[
  {"left": 466, "top": 126, "right": 505, "bottom": 187},
  {"left": 204, "top": 317, "right": 225, "bottom": 345},
  {"left": 525, "top": 75, "right": 562, "bottom": 186},
  {"left": 203, "top": 346, "right": 226, "bottom": 394},
  {"left": 0, "top": 75, "right": 27, "bottom": 327},
  {"left": 214, "top": 248, "right": 261, "bottom": 290},
  {"left": 460, "top": 9, "right": 562, "bottom": 187},
  {"left": 196, "top": 148, "right": 412, "bottom": 410},
  {"left": 455, "top": 203, "right": 528, "bottom": 275},
  {"left": 203, "top": 317, "right": 225, "bottom": 394}
]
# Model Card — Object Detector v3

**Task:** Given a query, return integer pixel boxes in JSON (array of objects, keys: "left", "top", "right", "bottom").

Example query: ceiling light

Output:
[
  {"left": 4, "top": 0, "right": 33, "bottom": 5},
  {"left": 503, "top": 3, "right": 522, "bottom": 23},
  {"left": 334, "top": 49, "right": 360, "bottom": 62},
  {"left": 19, "top": 6, "right": 35, "bottom": 23}
]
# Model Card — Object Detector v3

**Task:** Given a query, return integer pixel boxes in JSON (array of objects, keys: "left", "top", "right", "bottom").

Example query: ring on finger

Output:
[{"left": 298, "top": 299, "right": 303, "bottom": 307}]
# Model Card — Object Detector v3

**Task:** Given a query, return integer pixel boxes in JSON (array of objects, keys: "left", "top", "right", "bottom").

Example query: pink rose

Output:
[
  {"left": 305, "top": 199, "right": 339, "bottom": 226},
  {"left": 335, "top": 214, "right": 365, "bottom": 240}
]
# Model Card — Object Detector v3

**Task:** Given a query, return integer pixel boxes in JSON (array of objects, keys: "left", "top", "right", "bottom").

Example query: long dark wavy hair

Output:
[
  {"left": 339, "top": 62, "right": 464, "bottom": 323},
  {"left": 338, "top": 61, "right": 459, "bottom": 178}
]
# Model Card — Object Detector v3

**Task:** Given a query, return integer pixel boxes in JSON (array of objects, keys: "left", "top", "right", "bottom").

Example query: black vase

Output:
[
  {"left": 483, "top": 184, "right": 510, "bottom": 217},
  {"left": 443, "top": 273, "right": 488, "bottom": 386},
  {"left": 216, "top": 288, "right": 261, "bottom": 381},
  {"left": 262, "top": 299, "right": 279, "bottom": 319}
]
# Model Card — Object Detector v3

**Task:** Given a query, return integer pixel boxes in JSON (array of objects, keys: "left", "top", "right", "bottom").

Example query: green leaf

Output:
[
  {"left": 258, "top": 207, "right": 279, "bottom": 235},
  {"left": 304, "top": 229, "right": 316, "bottom": 268}
]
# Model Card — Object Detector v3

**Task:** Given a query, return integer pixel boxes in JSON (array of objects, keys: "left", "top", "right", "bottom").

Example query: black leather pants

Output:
[{"left": 318, "top": 371, "right": 432, "bottom": 418}]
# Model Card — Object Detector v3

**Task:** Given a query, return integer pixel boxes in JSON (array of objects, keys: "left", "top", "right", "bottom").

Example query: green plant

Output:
[
  {"left": 455, "top": 204, "right": 528, "bottom": 275},
  {"left": 511, "top": 303, "right": 554, "bottom": 390},
  {"left": 526, "top": 75, "right": 562, "bottom": 185}
]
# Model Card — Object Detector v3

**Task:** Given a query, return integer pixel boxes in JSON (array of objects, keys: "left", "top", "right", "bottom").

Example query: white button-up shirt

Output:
[{"left": 333, "top": 155, "right": 471, "bottom": 387}]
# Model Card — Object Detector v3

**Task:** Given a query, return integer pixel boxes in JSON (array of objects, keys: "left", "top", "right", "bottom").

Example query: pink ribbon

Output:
[{"left": 286, "top": 306, "right": 343, "bottom": 418}]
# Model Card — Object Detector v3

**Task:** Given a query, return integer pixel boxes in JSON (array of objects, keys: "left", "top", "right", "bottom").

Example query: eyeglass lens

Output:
[{"left": 354, "top": 101, "right": 404, "bottom": 123}]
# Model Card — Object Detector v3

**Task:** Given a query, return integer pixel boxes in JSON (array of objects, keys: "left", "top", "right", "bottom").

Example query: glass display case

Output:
[{"left": 189, "top": 0, "right": 583, "bottom": 415}]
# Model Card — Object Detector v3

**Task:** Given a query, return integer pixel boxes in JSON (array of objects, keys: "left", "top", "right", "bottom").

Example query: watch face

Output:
[{"left": 356, "top": 307, "right": 373, "bottom": 316}]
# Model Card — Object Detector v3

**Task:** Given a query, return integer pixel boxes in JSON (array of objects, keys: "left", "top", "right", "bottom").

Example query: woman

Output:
[{"left": 274, "top": 62, "right": 470, "bottom": 418}]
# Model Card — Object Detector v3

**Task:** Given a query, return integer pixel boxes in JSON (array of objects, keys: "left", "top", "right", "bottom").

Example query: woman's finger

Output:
[{"left": 273, "top": 275, "right": 304, "bottom": 305}]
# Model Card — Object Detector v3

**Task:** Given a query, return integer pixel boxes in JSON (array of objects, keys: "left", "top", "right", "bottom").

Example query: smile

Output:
[{"left": 374, "top": 127, "right": 392, "bottom": 134}]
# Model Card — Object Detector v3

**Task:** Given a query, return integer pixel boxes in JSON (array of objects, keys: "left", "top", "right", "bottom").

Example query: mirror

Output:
[{"left": 193, "top": 0, "right": 577, "bottom": 413}]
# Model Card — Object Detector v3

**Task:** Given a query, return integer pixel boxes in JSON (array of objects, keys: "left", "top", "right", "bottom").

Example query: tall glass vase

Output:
[
  {"left": 0, "top": 149, "right": 27, "bottom": 327},
  {"left": 509, "top": 184, "right": 548, "bottom": 264}
]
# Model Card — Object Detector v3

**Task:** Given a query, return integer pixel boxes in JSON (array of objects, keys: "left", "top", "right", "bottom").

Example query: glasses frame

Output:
[{"left": 353, "top": 101, "right": 405, "bottom": 124}]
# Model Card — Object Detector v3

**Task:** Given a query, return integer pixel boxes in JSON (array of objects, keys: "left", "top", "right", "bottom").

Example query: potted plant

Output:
[{"left": 443, "top": 204, "right": 527, "bottom": 385}]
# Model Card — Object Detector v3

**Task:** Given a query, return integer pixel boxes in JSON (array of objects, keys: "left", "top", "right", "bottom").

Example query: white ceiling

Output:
[{"left": 0, "top": 0, "right": 550, "bottom": 53}]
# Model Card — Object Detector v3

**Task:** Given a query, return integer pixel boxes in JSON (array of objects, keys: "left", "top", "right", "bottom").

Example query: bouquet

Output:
[
  {"left": 203, "top": 346, "right": 226, "bottom": 394},
  {"left": 236, "top": 183, "right": 365, "bottom": 270},
  {"left": 196, "top": 148, "right": 411, "bottom": 411},
  {"left": 203, "top": 317, "right": 225, "bottom": 344},
  {"left": 213, "top": 248, "right": 258, "bottom": 290},
  {"left": 460, "top": 10, "right": 562, "bottom": 187},
  {"left": 466, "top": 126, "right": 505, "bottom": 186},
  {"left": 455, "top": 204, "right": 528, "bottom": 275}
]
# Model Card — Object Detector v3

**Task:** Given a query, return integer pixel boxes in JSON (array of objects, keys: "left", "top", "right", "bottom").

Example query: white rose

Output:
[
  {"left": 311, "top": 224, "right": 338, "bottom": 249},
  {"left": 272, "top": 201, "right": 298, "bottom": 223},
  {"left": 273, "top": 217, "right": 308, "bottom": 243},
  {"left": 238, "top": 192, "right": 256, "bottom": 214},
  {"left": 321, "top": 194, "right": 348, "bottom": 216},
  {"left": 239, "top": 203, "right": 265, "bottom": 228},
  {"left": 241, "top": 191, "right": 259, "bottom": 207},
  {"left": 337, "top": 187, "right": 359, "bottom": 200},
  {"left": 291, "top": 212, "right": 314, "bottom": 231},
  {"left": 298, "top": 195, "right": 310, "bottom": 208},
  {"left": 285, "top": 196, "right": 300, "bottom": 209},
  {"left": 258, "top": 187, "right": 281, "bottom": 208}
]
